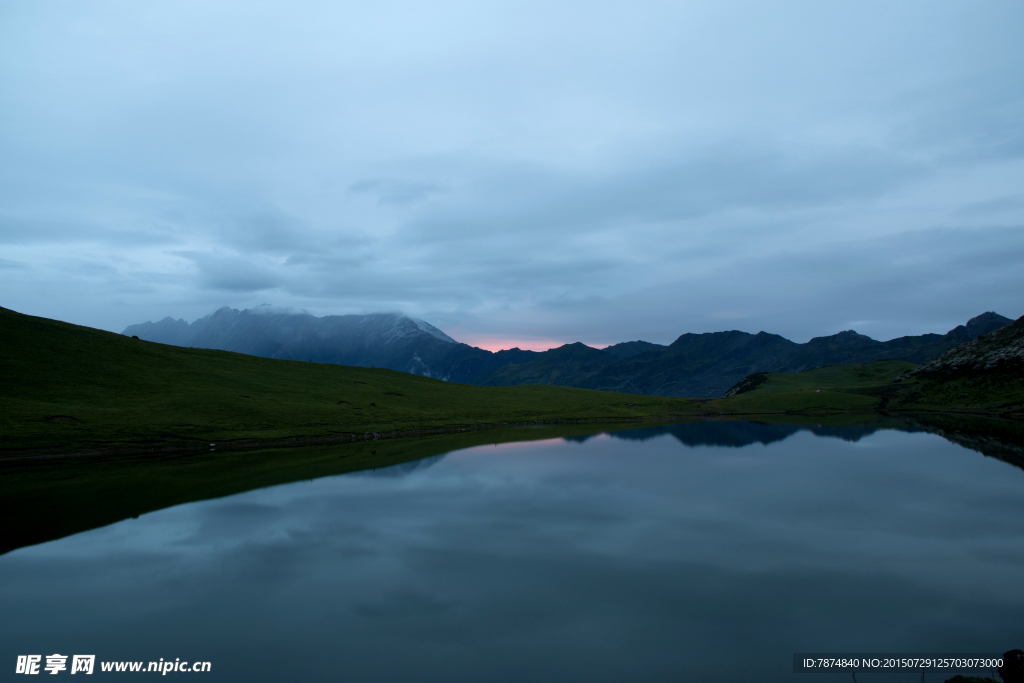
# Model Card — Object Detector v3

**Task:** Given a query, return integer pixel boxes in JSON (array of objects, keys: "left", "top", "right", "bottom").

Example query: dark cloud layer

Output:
[{"left": 0, "top": 1, "right": 1021, "bottom": 346}]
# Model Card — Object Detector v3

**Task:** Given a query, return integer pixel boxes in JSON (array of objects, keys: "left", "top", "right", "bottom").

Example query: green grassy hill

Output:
[
  {"left": 0, "top": 307, "right": 700, "bottom": 455},
  {"left": 718, "top": 361, "right": 918, "bottom": 413},
  {"left": 718, "top": 359, "right": 1024, "bottom": 419}
]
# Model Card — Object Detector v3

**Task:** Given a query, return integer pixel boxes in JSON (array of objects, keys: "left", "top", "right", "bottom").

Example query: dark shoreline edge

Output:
[
  {"left": 5, "top": 406, "right": 1021, "bottom": 463},
  {"left": 0, "top": 417, "right": 667, "bottom": 463}
]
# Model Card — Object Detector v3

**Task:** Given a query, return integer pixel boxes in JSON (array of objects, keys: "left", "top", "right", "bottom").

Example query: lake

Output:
[{"left": 2, "top": 420, "right": 1022, "bottom": 682}]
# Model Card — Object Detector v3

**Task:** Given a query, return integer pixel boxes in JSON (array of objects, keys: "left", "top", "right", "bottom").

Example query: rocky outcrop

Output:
[
  {"left": 896, "top": 314, "right": 1024, "bottom": 381},
  {"left": 723, "top": 373, "right": 768, "bottom": 398}
]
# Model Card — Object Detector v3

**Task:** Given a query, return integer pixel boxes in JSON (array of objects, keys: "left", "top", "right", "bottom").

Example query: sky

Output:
[{"left": 1, "top": 1, "right": 1022, "bottom": 351}]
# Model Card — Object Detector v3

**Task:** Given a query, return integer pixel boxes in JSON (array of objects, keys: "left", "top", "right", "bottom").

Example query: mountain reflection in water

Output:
[
  {"left": 569, "top": 417, "right": 1024, "bottom": 472},
  {"left": 358, "top": 454, "right": 448, "bottom": 478},
  {"left": 359, "top": 422, "right": 923, "bottom": 480},
  {"left": 567, "top": 421, "right": 908, "bottom": 447}
]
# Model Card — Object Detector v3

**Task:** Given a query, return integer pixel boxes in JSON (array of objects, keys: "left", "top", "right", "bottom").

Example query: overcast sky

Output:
[{"left": 1, "top": 1, "right": 1022, "bottom": 350}]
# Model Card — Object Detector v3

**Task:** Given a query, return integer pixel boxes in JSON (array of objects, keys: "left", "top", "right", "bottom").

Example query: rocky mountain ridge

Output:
[
  {"left": 896, "top": 313, "right": 1024, "bottom": 381},
  {"left": 124, "top": 306, "right": 537, "bottom": 383},
  {"left": 493, "top": 312, "right": 1012, "bottom": 397},
  {"left": 125, "top": 308, "right": 1013, "bottom": 398}
]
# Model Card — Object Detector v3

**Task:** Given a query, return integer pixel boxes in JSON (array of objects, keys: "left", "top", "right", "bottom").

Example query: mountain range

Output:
[{"left": 124, "top": 306, "right": 1012, "bottom": 398}]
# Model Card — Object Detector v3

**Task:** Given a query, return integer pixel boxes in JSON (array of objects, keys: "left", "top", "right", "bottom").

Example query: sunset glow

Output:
[{"left": 453, "top": 335, "right": 583, "bottom": 353}]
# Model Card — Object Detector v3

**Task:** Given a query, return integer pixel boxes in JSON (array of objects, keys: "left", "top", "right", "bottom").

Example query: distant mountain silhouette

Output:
[
  {"left": 125, "top": 308, "right": 1012, "bottom": 398},
  {"left": 497, "top": 312, "right": 1012, "bottom": 397},
  {"left": 124, "top": 305, "right": 538, "bottom": 382},
  {"left": 487, "top": 312, "right": 1010, "bottom": 397},
  {"left": 602, "top": 340, "right": 667, "bottom": 359}
]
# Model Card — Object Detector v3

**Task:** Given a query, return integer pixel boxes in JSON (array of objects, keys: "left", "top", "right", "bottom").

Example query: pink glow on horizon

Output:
[
  {"left": 454, "top": 334, "right": 590, "bottom": 353},
  {"left": 455, "top": 438, "right": 567, "bottom": 456},
  {"left": 450, "top": 434, "right": 613, "bottom": 460}
]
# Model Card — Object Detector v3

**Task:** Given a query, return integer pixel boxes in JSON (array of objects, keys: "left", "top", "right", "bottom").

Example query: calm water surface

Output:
[{"left": 2, "top": 423, "right": 1022, "bottom": 682}]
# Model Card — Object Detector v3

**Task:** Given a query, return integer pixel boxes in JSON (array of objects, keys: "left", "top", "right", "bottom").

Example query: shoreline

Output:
[{"left": 4, "top": 407, "right": 1020, "bottom": 463}]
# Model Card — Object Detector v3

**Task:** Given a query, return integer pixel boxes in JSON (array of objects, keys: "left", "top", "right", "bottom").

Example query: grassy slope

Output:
[
  {"left": 717, "top": 361, "right": 918, "bottom": 413},
  {"left": 883, "top": 373, "right": 1024, "bottom": 414},
  {"left": 0, "top": 307, "right": 700, "bottom": 454},
  {"left": 718, "top": 360, "right": 1024, "bottom": 419}
]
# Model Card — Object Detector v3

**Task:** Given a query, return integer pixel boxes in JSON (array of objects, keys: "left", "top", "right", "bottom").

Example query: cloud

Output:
[
  {"left": 188, "top": 254, "right": 283, "bottom": 293},
  {"left": 0, "top": 0, "right": 1021, "bottom": 340},
  {"left": 350, "top": 179, "right": 446, "bottom": 206}
]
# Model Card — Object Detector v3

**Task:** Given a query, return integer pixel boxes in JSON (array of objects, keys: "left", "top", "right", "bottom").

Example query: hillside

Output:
[
  {"left": 581, "top": 330, "right": 798, "bottom": 397},
  {"left": 720, "top": 316, "right": 1024, "bottom": 419},
  {"left": 487, "top": 342, "right": 617, "bottom": 387},
  {"left": 884, "top": 313, "right": 1024, "bottom": 414},
  {"left": 897, "top": 313, "right": 1024, "bottom": 379},
  {"left": 718, "top": 361, "right": 919, "bottom": 413},
  {"left": 0, "top": 306, "right": 697, "bottom": 456}
]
